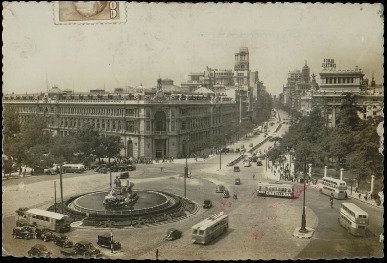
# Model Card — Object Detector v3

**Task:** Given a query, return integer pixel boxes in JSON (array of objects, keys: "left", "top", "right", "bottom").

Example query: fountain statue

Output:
[{"left": 103, "top": 176, "right": 139, "bottom": 208}]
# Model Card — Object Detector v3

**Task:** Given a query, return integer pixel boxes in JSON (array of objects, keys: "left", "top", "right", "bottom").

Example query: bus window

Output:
[
  {"left": 199, "top": 230, "right": 205, "bottom": 236},
  {"left": 193, "top": 229, "right": 198, "bottom": 234}
]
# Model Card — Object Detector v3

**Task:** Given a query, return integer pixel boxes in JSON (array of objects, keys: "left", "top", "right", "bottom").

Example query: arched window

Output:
[{"left": 154, "top": 111, "right": 167, "bottom": 131}]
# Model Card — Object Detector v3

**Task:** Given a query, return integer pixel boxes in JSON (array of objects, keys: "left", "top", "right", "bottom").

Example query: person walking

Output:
[
  {"left": 330, "top": 193, "right": 334, "bottom": 208},
  {"left": 155, "top": 249, "right": 159, "bottom": 260},
  {"left": 160, "top": 167, "right": 163, "bottom": 173}
]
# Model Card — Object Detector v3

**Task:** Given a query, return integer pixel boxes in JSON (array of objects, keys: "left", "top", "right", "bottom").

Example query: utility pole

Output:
[
  {"left": 54, "top": 181, "right": 57, "bottom": 213},
  {"left": 59, "top": 164, "right": 64, "bottom": 214},
  {"left": 184, "top": 153, "right": 188, "bottom": 198}
]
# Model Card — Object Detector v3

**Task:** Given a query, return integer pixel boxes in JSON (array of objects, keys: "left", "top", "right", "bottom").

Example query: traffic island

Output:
[{"left": 293, "top": 227, "right": 315, "bottom": 239}]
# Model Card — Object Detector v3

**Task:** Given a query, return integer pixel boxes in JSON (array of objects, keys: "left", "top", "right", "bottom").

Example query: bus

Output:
[
  {"left": 256, "top": 182, "right": 294, "bottom": 198},
  {"left": 62, "top": 163, "right": 85, "bottom": 174},
  {"left": 339, "top": 202, "right": 369, "bottom": 236},
  {"left": 321, "top": 177, "right": 347, "bottom": 199},
  {"left": 191, "top": 212, "right": 228, "bottom": 245},
  {"left": 24, "top": 209, "right": 71, "bottom": 233}
]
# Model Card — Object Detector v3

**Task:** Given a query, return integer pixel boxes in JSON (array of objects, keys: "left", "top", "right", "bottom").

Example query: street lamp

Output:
[
  {"left": 184, "top": 139, "right": 190, "bottom": 198},
  {"left": 59, "top": 163, "right": 64, "bottom": 214},
  {"left": 299, "top": 162, "right": 308, "bottom": 233}
]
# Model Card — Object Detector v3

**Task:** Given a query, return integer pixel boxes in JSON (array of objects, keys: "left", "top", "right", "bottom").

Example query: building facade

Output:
[{"left": 3, "top": 80, "right": 238, "bottom": 159}]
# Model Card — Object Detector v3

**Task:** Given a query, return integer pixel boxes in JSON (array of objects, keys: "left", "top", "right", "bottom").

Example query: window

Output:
[
  {"left": 199, "top": 230, "right": 205, "bottom": 236},
  {"left": 146, "top": 121, "right": 150, "bottom": 131},
  {"left": 193, "top": 229, "right": 198, "bottom": 234}
]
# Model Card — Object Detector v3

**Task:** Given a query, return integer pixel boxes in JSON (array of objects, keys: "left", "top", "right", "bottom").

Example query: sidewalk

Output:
[{"left": 346, "top": 190, "right": 383, "bottom": 208}]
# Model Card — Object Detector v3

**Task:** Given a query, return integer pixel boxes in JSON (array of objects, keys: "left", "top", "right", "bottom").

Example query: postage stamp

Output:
[{"left": 54, "top": 1, "right": 126, "bottom": 24}]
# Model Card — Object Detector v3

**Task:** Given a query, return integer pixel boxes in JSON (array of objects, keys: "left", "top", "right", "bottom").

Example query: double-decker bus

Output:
[
  {"left": 256, "top": 182, "right": 294, "bottom": 198},
  {"left": 321, "top": 177, "right": 347, "bottom": 199},
  {"left": 339, "top": 202, "right": 369, "bottom": 236},
  {"left": 191, "top": 212, "right": 228, "bottom": 245},
  {"left": 24, "top": 209, "right": 71, "bottom": 233}
]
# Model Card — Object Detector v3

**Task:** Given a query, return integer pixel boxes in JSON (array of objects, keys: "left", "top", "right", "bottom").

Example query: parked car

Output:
[
  {"left": 61, "top": 241, "right": 101, "bottom": 258},
  {"left": 16, "top": 218, "right": 29, "bottom": 227},
  {"left": 164, "top": 228, "right": 182, "bottom": 241},
  {"left": 28, "top": 244, "right": 52, "bottom": 258},
  {"left": 97, "top": 234, "right": 121, "bottom": 250},
  {"left": 257, "top": 161, "right": 263, "bottom": 166},
  {"left": 243, "top": 161, "right": 251, "bottom": 167},
  {"left": 216, "top": 185, "right": 225, "bottom": 193},
  {"left": 127, "top": 165, "right": 136, "bottom": 171},
  {"left": 233, "top": 166, "right": 240, "bottom": 172},
  {"left": 220, "top": 147, "right": 230, "bottom": 153},
  {"left": 38, "top": 230, "right": 58, "bottom": 242},
  {"left": 203, "top": 200, "right": 212, "bottom": 209},
  {"left": 44, "top": 164, "right": 60, "bottom": 175},
  {"left": 12, "top": 226, "right": 34, "bottom": 240},
  {"left": 235, "top": 178, "right": 241, "bottom": 185},
  {"left": 54, "top": 235, "right": 73, "bottom": 248},
  {"left": 223, "top": 189, "right": 230, "bottom": 198},
  {"left": 119, "top": 171, "right": 129, "bottom": 179}
]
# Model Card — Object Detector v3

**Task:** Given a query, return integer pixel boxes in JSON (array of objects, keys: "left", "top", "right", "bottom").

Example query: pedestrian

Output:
[
  {"left": 345, "top": 192, "right": 348, "bottom": 199},
  {"left": 252, "top": 173, "right": 255, "bottom": 180},
  {"left": 233, "top": 192, "right": 238, "bottom": 200},
  {"left": 23, "top": 168, "right": 26, "bottom": 177},
  {"left": 155, "top": 249, "right": 159, "bottom": 260},
  {"left": 171, "top": 156, "right": 174, "bottom": 163},
  {"left": 19, "top": 167, "right": 22, "bottom": 176},
  {"left": 330, "top": 194, "right": 334, "bottom": 208},
  {"left": 160, "top": 167, "right": 163, "bottom": 173}
]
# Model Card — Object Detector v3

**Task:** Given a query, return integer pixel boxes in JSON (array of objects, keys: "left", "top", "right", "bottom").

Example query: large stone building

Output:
[
  {"left": 3, "top": 79, "right": 238, "bottom": 159},
  {"left": 281, "top": 58, "right": 384, "bottom": 127}
]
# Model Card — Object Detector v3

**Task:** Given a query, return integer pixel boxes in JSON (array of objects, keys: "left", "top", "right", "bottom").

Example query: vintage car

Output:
[
  {"left": 127, "top": 164, "right": 136, "bottom": 171},
  {"left": 61, "top": 241, "right": 101, "bottom": 258},
  {"left": 119, "top": 171, "right": 129, "bottom": 179},
  {"left": 243, "top": 161, "right": 251, "bottom": 167},
  {"left": 27, "top": 244, "right": 52, "bottom": 258},
  {"left": 12, "top": 226, "right": 34, "bottom": 240},
  {"left": 257, "top": 161, "right": 263, "bottom": 166},
  {"left": 233, "top": 166, "right": 240, "bottom": 172},
  {"left": 36, "top": 229, "right": 58, "bottom": 242},
  {"left": 97, "top": 234, "right": 121, "bottom": 250},
  {"left": 164, "top": 228, "right": 182, "bottom": 241},
  {"left": 16, "top": 218, "right": 29, "bottom": 227},
  {"left": 203, "top": 200, "right": 212, "bottom": 209},
  {"left": 216, "top": 185, "right": 225, "bottom": 193},
  {"left": 54, "top": 235, "right": 73, "bottom": 248},
  {"left": 223, "top": 189, "right": 230, "bottom": 198},
  {"left": 235, "top": 178, "right": 241, "bottom": 185}
]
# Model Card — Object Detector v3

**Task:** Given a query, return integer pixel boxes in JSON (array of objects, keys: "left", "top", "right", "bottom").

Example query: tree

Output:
[
  {"left": 3, "top": 107, "right": 21, "bottom": 138},
  {"left": 99, "top": 135, "right": 123, "bottom": 164}
]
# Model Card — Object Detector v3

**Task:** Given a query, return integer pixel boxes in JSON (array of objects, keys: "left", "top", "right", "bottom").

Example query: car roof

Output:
[
  {"left": 32, "top": 244, "right": 47, "bottom": 250},
  {"left": 76, "top": 241, "right": 92, "bottom": 245}
]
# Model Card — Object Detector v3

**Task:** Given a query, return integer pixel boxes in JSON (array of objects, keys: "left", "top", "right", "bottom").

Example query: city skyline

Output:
[{"left": 3, "top": 3, "right": 384, "bottom": 95}]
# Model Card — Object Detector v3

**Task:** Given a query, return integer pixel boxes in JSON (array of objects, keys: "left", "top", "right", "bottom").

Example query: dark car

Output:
[
  {"left": 223, "top": 189, "right": 230, "bottom": 198},
  {"left": 164, "top": 228, "right": 182, "bottom": 241},
  {"left": 12, "top": 226, "right": 34, "bottom": 240},
  {"left": 62, "top": 241, "right": 101, "bottom": 258},
  {"left": 119, "top": 171, "right": 129, "bottom": 179},
  {"left": 97, "top": 234, "right": 121, "bottom": 251},
  {"left": 257, "top": 161, "right": 263, "bottom": 166},
  {"left": 127, "top": 165, "right": 136, "bottom": 171},
  {"left": 216, "top": 185, "right": 225, "bottom": 193},
  {"left": 233, "top": 166, "right": 240, "bottom": 172},
  {"left": 54, "top": 235, "right": 73, "bottom": 248},
  {"left": 37, "top": 230, "right": 58, "bottom": 242},
  {"left": 203, "top": 200, "right": 212, "bottom": 209},
  {"left": 235, "top": 178, "right": 241, "bottom": 185},
  {"left": 28, "top": 244, "right": 52, "bottom": 258}
]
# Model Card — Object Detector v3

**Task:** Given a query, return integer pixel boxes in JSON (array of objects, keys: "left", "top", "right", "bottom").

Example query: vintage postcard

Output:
[{"left": 2, "top": 2, "right": 384, "bottom": 261}]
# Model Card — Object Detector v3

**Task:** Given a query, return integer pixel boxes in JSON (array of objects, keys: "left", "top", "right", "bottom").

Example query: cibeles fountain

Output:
[
  {"left": 103, "top": 177, "right": 138, "bottom": 208},
  {"left": 65, "top": 175, "right": 197, "bottom": 228}
]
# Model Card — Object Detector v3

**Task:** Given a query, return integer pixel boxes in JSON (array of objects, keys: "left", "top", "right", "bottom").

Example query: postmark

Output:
[{"left": 54, "top": 1, "right": 126, "bottom": 24}]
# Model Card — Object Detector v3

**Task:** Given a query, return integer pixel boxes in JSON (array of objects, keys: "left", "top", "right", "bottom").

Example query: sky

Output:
[{"left": 2, "top": 2, "right": 384, "bottom": 95}]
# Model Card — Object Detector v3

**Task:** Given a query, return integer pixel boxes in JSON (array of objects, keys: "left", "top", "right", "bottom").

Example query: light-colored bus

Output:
[
  {"left": 321, "top": 177, "right": 347, "bottom": 199},
  {"left": 256, "top": 182, "right": 294, "bottom": 198},
  {"left": 339, "top": 202, "right": 369, "bottom": 236},
  {"left": 24, "top": 209, "right": 71, "bottom": 233},
  {"left": 62, "top": 163, "right": 85, "bottom": 174},
  {"left": 191, "top": 212, "right": 228, "bottom": 245}
]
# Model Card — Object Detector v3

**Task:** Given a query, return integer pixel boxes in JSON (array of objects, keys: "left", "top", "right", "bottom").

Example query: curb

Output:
[{"left": 347, "top": 195, "right": 383, "bottom": 209}]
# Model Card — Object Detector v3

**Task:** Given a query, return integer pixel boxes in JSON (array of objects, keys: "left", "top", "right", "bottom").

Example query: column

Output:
[
  {"left": 308, "top": 164, "right": 312, "bottom": 182},
  {"left": 370, "top": 175, "right": 375, "bottom": 194},
  {"left": 340, "top": 168, "right": 344, "bottom": 181},
  {"left": 324, "top": 166, "right": 327, "bottom": 178},
  {"left": 331, "top": 107, "right": 336, "bottom": 128}
]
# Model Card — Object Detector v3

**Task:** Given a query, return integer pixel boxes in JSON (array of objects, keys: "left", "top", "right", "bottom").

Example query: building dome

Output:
[{"left": 239, "top": 47, "right": 249, "bottom": 53}]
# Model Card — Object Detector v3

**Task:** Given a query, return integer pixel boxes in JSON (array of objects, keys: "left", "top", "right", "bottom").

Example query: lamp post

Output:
[
  {"left": 59, "top": 164, "right": 64, "bottom": 214},
  {"left": 54, "top": 181, "right": 57, "bottom": 213},
  {"left": 299, "top": 162, "right": 307, "bottom": 233},
  {"left": 184, "top": 139, "right": 189, "bottom": 198}
]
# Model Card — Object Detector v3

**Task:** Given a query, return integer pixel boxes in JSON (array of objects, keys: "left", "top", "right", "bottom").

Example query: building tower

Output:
[
  {"left": 234, "top": 47, "right": 249, "bottom": 71},
  {"left": 302, "top": 60, "right": 310, "bottom": 83},
  {"left": 371, "top": 73, "right": 376, "bottom": 87}
]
